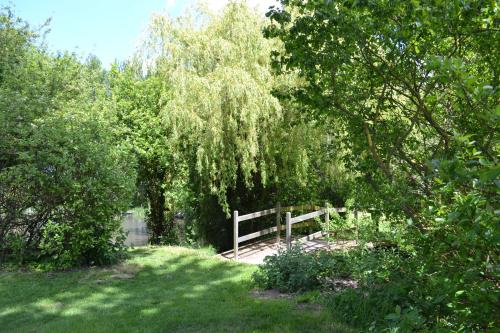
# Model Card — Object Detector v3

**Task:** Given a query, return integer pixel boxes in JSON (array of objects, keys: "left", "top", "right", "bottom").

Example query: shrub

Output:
[
  {"left": 0, "top": 13, "right": 136, "bottom": 268},
  {"left": 253, "top": 245, "right": 317, "bottom": 292},
  {"left": 39, "top": 219, "right": 128, "bottom": 269},
  {"left": 0, "top": 112, "right": 135, "bottom": 268},
  {"left": 253, "top": 244, "right": 351, "bottom": 292},
  {"left": 1, "top": 234, "right": 28, "bottom": 265}
]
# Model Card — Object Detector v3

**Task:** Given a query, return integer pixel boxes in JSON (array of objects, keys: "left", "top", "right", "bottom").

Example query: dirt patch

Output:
[
  {"left": 251, "top": 289, "right": 324, "bottom": 314},
  {"left": 250, "top": 289, "right": 294, "bottom": 300},
  {"left": 108, "top": 263, "right": 144, "bottom": 280},
  {"left": 113, "top": 263, "right": 144, "bottom": 275},
  {"left": 321, "top": 277, "right": 358, "bottom": 291},
  {"left": 78, "top": 263, "right": 144, "bottom": 284},
  {"left": 78, "top": 269, "right": 103, "bottom": 284}
]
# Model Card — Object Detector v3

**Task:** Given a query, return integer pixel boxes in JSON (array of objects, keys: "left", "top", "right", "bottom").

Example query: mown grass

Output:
[{"left": 0, "top": 246, "right": 352, "bottom": 333}]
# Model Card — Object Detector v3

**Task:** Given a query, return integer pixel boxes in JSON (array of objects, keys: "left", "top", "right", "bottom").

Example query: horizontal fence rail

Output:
[
  {"left": 238, "top": 208, "right": 278, "bottom": 222},
  {"left": 286, "top": 206, "right": 329, "bottom": 250},
  {"left": 233, "top": 203, "right": 347, "bottom": 260},
  {"left": 238, "top": 225, "right": 280, "bottom": 243},
  {"left": 289, "top": 209, "right": 325, "bottom": 225}
]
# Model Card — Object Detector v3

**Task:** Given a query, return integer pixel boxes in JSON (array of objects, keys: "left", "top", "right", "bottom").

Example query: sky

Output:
[{"left": 4, "top": 0, "right": 278, "bottom": 67}]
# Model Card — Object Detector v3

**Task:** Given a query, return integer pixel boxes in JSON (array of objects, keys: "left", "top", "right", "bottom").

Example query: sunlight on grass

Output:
[{"left": 0, "top": 246, "right": 352, "bottom": 333}]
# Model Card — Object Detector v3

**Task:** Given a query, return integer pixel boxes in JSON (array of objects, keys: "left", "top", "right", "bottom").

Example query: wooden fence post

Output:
[
  {"left": 286, "top": 212, "right": 291, "bottom": 251},
  {"left": 233, "top": 210, "right": 239, "bottom": 260},
  {"left": 276, "top": 202, "right": 281, "bottom": 245}
]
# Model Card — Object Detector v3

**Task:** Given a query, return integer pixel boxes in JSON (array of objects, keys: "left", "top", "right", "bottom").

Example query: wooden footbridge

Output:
[{"left": 218, "top": 204, "right": 359, "bottom": 264}]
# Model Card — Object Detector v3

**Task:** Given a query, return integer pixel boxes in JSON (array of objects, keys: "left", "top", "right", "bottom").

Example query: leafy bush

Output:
[
  {"left": 253, "top": 244, "right": 350, "bottom": 292},
  {"left": 39, "top": 219, "right": 128, "bottom": 269},
  {"left": 255, "top": 240, "right": 497, "bottom": 331},
  {"left": 1, "top": 234, "right": 28, "bottom": 265},
  {"left": 253, "top": 243, "right": 421, "bottom": 330},
  {"left": 253, "top": 245, "right": 317, "bottom": 292},
  {"left": 0, "top": 11, "right": 135, "bottom": 268},
  {"left": 321, "top": 248, "right": 423, "bottom": 331},
  {"left": 0, "top": 111, "right": 135, "bottom": 268},
  {"left": 407, "top": 140, "right": 499, "bottom": 331}
]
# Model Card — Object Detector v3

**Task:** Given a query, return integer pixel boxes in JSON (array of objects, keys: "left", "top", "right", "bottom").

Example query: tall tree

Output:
[
  {"left": 145, "top": 2, "right": 283, "bottom": 213},
  {"left": 134, "top": 1, "right": 352, "bottom": 248},
  {"left": 266, "top": 0, "right": 498, "bottom": 221},
  {"left": 110, "top": 64, "right": 183, "bottom": 244}
]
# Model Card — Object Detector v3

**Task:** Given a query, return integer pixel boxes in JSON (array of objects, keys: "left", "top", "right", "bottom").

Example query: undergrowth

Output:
[{"left": 253, "top": 242, "right": 497, "bottom": 332}]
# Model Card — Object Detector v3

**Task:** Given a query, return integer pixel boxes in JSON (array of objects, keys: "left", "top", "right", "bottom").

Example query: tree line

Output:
[{"left": 1, "top": 3, "right": 345, "bottom": 265}]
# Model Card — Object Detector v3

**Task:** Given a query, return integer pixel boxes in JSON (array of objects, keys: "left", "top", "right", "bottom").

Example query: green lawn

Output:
[{"left": 0, "top": 247, "right": 352, "bottom": 333}]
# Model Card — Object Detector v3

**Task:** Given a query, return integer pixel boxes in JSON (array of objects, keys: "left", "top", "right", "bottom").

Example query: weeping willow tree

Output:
[
  {"left": 144, "top": 2, "right": 282, "bottom": 213},
  {"left": 138, "top": 1, "right": 350, "bottom": 248}
]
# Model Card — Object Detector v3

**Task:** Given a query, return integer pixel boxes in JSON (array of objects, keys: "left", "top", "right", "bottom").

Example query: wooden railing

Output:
[{"left": 233, "top": 203, "right": 346, "bottom": 260}]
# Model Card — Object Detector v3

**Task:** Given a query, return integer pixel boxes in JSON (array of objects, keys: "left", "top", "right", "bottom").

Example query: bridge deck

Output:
[{"left": 218, "top": 236, "right": 358, "bottom": 265}]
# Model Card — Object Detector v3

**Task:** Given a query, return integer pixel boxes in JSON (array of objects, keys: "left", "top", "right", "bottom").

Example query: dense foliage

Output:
[
  {"left": 0, "top": 10, "right": 135, "bottom": 268},
  {"left": 266, "top": 0, "right": 498, "bottom": 219},
  {"left": 109, "top": 65, "right": 180, "bottom": 244},
  {"left": 257, "top": 0, "right": 499, "bottom": 330},
  {"left": 124, "top": 2, "right": 350, "bottom": 249}
]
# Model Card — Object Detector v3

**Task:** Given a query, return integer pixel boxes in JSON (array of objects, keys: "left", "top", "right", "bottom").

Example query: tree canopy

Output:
[
  {"left": 265, "top": 0, "right": 499, "bottom": 329},
  {"left": 266, "top": 0, "right": 498, "bottom": 220}
]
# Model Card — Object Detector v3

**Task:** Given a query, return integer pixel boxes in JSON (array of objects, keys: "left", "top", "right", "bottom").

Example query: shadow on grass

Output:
[{"left": 0, "top": 247, "right": 352, "bottom": 333}]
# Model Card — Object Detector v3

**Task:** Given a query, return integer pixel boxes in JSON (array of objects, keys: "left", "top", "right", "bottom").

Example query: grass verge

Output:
[{"left": 0, "top": 246, "right": 352, "bottom": 333}]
